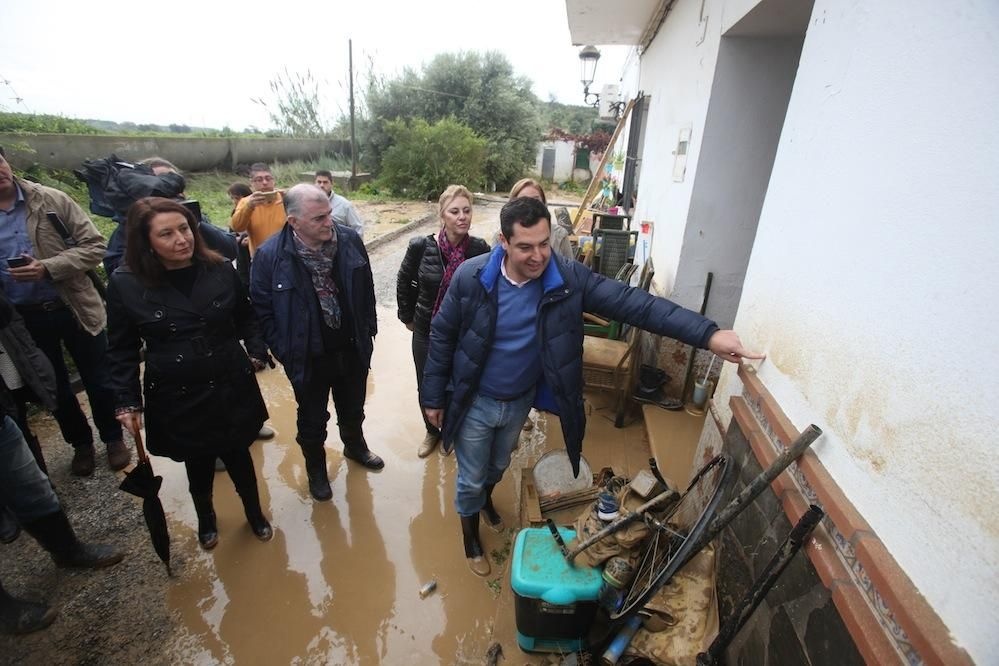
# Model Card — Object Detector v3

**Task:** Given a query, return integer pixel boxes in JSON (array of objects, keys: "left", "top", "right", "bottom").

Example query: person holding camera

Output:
[
  {"left": 230, "top": 162, "right": 285, "bottom": 255},
  {"left": 0, "top": 145, "right": 127, "bottom": 477},
  {"left": 106, "top": 197, "right": 273, "bottom": 549}
]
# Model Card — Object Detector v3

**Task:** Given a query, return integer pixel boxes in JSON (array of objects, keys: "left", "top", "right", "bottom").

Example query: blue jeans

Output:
[
  {"left": 0, "top": 416, "right": 59, "bottom": 521},
  {"left": 453, "top": 389, "right": 534, "bottom": 517}
]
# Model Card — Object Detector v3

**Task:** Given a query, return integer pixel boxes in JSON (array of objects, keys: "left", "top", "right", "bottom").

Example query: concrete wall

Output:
[
  {"left": 0, "top": 133, "right": 350, "bottom": 172},
  {"left": 674, "top": 36, "right": 802, "bottom": 330},
  {"left": 708, "top": 0, "right": 999, "bottom": 661}
]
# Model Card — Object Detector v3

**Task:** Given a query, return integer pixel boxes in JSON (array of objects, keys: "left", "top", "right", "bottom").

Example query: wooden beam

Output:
[{"left": 572, "top": 98, "right": 637, "bottom": 233}]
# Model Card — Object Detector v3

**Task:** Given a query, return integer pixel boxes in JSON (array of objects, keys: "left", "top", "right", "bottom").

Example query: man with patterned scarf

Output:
[{"left": 251, "top": 184, "right": 383, "bottom": 502}]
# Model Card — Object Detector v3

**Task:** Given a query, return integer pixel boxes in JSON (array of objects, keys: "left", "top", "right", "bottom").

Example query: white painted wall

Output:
[
  {"left": 673, "top": 36, "right": 802, "bottom": 326},
  {"left": 533, "top": 140, "right": 576, "bottom": 183},
  {"left": 629, "top": 0, "right": 726, "bottom": 296},
  {"left": 709, "top": 1, "right": 999, "bottom": 661}
]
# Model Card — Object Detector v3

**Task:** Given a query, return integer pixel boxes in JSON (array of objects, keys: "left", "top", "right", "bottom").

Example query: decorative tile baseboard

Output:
[{"left": 726, "top": 364, "right": 971, "bottom": 666}]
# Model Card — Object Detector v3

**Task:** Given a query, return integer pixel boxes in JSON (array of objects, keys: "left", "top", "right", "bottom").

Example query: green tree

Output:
[
  {"left": 364, "top": 51, "right": 542, "bottom": 189},
  {"left": 541, "top": 98, "right": 598, "bottom": 134},
  {"left": 377, "top": 117, "right": 487, "bottom": 199},
  {"left": 253, "top": 68, "right": 332, "bottom": 137}
]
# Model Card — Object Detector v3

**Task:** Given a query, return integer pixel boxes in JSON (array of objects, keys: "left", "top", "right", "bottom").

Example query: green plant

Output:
[
  {"left": 0, "top": 112, "right": 104, "bottom": 135},
  {"left": 558, "top": 179, "right": 587, "bottom": 195},
  {"left": 376, "top": 117, "right": 486, "bottom": 199}
]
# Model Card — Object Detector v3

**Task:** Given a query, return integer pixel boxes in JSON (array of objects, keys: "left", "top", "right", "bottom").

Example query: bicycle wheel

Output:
[{"left": 611, "top": 455, "right": 735, "bottom": 620}]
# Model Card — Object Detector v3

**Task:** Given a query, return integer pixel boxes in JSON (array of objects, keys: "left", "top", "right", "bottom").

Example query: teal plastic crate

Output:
[{"left": 510, "top": 527, "right": 603, "bottom": 652}]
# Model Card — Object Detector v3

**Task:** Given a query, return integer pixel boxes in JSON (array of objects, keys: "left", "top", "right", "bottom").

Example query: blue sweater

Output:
[{"left": 478, "top": 275, "right": 543, "bottom": 399}]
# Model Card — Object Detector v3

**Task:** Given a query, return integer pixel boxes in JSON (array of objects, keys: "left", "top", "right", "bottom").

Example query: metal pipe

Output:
[
  {"left": 697, "top": 505, "right": 825, "bottom": 665},
  {"left": 564, "top": 489, "right": 678, "bottom": 563},
  {"left": 682, "top": 272, "right": 713, "bottom": 401},
  {"left": 706, "top": 424, "right": 822, "bottom": 538}
]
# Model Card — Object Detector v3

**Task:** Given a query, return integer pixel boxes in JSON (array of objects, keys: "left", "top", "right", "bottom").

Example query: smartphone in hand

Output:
[{"left": 6, "top": 256, "right": 30, "bottom": 268}]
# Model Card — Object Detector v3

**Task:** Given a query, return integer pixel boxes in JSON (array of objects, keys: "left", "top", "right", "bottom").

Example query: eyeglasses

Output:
[{"left": 251, "top": 175, "right": 274, "bottom": 183}]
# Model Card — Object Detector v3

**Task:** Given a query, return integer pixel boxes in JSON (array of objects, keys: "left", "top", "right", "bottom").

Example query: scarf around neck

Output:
[
  {"left": 432, "top": 228, "right": 470, "bottom": 316},
  {"left": 293, "top": 230, "right": 342, "bottom": 330}
]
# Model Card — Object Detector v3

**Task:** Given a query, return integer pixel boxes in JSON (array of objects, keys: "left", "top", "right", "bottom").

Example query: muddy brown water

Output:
[
  {"left": 161, "top": 312, "right": 530, "bottom": 664},
  {"left": 3, "top": 198, "right": 645, "bottom": 664}
]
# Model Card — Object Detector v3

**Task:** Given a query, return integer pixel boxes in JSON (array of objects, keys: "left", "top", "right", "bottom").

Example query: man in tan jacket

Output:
[{"left": 0, "top": 146, "right": 126, "bottom": 476}]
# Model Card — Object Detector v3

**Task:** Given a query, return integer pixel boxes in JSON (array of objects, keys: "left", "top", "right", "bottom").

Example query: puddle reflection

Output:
[{"left": 160, "top": 307, "right": 529, "bottom": 664}]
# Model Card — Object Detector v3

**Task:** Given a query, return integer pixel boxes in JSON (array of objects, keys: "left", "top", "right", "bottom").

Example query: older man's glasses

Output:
[{"left": 251, "top": 175, "right": 274, "bottom": 184}]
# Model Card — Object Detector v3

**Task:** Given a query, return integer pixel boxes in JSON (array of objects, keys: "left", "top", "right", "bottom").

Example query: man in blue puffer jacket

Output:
[{"left": 422, "top": 197, "right": 763, "bottom": 576}]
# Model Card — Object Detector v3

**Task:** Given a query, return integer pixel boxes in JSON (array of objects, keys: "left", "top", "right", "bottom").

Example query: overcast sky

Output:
[{"left": 0, "top": 0, "right": 631, "bottom": 131}]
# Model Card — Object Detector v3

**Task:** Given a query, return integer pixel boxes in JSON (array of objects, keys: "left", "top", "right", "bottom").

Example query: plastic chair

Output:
[{"left": 594, "top": 229, "right": 637, "bottom": 278}]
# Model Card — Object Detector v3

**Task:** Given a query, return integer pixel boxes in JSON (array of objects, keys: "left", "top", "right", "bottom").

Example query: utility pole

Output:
[{"left": 349, "top": 38, "right": 358, "bottom": 191}]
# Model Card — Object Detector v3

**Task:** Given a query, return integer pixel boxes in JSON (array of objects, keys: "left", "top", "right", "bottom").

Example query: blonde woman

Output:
[{"left": 396, "top": 186, "right": 490, "bottom": 457}]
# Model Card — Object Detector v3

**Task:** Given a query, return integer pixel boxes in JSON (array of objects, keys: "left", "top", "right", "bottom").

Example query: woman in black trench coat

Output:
[{"left": 106, "top": 197, "right": 272, "bottom": 549}]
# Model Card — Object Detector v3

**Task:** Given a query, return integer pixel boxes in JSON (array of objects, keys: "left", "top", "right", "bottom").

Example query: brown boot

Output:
[
  {"left": 417, "top": 432, "right": 440, "bottom": 458},
  {"left": 460, "top": 514, "right": 491, "bottom": 577},
  {"left": 106, "top": 440, "right": 130, "bottom": 471}
]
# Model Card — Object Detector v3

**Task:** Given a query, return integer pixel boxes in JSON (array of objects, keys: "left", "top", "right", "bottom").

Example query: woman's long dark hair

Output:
[{"left": 123, "top": 197, "right": 223, "bottom": 285}]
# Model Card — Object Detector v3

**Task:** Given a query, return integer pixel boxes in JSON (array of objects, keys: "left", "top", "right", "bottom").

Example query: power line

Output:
[{"left": 0, "top": 74, "right": 32, "bottom": 113}]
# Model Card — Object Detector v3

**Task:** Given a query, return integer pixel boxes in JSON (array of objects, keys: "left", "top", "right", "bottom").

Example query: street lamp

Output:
[
  {"left": 578, "top": 45, "right": 625, "bottom": 118},
  {"left": 579, "top": 45, "right": 601, "bottom": 106}
]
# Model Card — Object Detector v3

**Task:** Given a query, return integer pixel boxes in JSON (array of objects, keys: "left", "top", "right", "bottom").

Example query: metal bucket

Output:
[{"left": 532, "top": 450, "right": 593, "bottom": 500}]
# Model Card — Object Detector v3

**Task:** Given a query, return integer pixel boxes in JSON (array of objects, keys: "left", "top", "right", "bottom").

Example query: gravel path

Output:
[{"left": 0, "top": 201, "right": 503, "bottom": 664}]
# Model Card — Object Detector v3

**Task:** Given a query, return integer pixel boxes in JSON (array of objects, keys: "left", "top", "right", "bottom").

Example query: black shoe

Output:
[
  {"left": 191, "top": 494, "right": 219, "bottom": 550},
  {"left": 301, "top": 446, "right": 332, "bottom": 501},
  {"left": 70, "top": 446, "right": 95, "bottom": 477},
  {"left": 248, "top": 515, "right": 273, "bottom": 542},
  {"left": 21, "top": 511, "right": 124, "bottom": 569},
  {"left": 0, "top": 584, "right": 57, "bottom": 635},
  {"left": 343, "top": 448, "right": 384, "bottom": 470},
  {"left": 0, "top": 507, "right": 20, "bottom": 544},
  {"left": 236, "top": 486, "right": 274, "bottom": 542}
]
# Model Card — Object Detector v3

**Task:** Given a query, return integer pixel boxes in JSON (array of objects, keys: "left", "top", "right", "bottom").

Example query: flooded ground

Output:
[{"left": 1, "top": 196, "right": 664, "bottom": 664}]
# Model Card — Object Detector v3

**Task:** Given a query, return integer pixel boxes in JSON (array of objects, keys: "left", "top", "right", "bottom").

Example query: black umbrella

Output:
[{"left": 119, "top": 430, "right": 171, "bottom": 575}]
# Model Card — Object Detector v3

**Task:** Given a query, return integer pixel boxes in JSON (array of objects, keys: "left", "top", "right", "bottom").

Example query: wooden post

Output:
[
  {"left": 572, "top": 98, "right": 637, "bottom": 233},
  {"left": 349, "top": 38, "right": 358, "bottom": 191}
]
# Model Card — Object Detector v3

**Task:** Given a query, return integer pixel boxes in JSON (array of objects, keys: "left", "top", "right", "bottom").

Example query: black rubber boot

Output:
[
  {"left": 460, "top": 513, "right": 491, "bottom": 577},
  {"left": 24, "top": 433, "right": 49, "bottom": 477},
  {"left": 300, "top": 443, "right": 332, "bottom": 501},
  {"left": 482, "top": 484, "right": 505, "bottom": 533},
  {"left": 21, "top": 510, "right": 123, "bottom": 569},
  {"left": 0, "top": 581, "right": 56, "bottom": 635},
  {"left": 235, "top": 485, "right": 273, "bottom": 542},
  {"left": 339, "top": 424, "right": 384, "bottom": 470},
  {"left": 0, "top": 506, "right": 20, "bottom": 544},
  {"left": 191, "top": 494, "right": 219, "bottom": 550}
]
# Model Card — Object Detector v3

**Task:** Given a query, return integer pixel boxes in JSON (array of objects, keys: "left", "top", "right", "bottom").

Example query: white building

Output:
[{"left": 565, "top": 0, "right": 997, "bottom": 663}]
